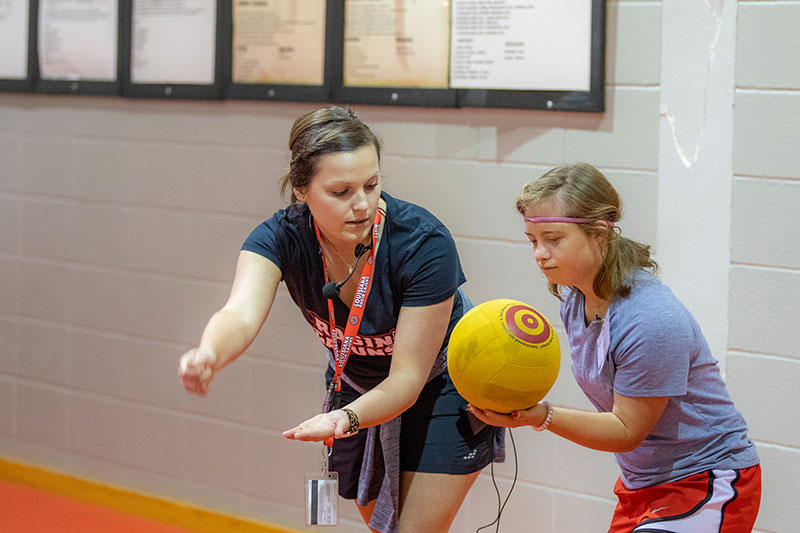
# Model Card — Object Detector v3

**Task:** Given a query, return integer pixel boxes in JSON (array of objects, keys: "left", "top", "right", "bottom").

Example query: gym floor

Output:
[{"left": 0, "top": 480, "right": 192, "bottom": 532}]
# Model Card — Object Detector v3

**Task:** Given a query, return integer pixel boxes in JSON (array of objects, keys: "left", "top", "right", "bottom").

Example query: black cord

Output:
[{"left": 476, "top": 427, "right": 518, "bottom": 533}]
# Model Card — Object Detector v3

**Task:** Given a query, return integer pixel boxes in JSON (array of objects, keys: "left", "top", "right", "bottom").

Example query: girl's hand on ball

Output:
[
  {"left": 467, "top": 404, "right": 513, "bottom": 427},
  {"left": 514, "top": 402, "right": 550, "bottom": 428},
  {"left": 467, "top": 404, "right": 537, "bottom": 428}
]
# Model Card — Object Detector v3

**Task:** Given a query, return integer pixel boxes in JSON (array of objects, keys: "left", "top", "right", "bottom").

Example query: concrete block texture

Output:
[
  {"left": 732, "top": 177, "right": 800, "bottom": 269},
  {"left": 18, "top": 197, "right": 73, "bottom": 260},
  {"left": 0, "top": 319, "right": 20, "bottom": 375},
  {"left": 72, "top": 141, "right": 132, "bottom": 202},
  {"left": 21, "top": 138, "right": 74, "bottom": 197},
  {"left": 566, "top": 87, "right": 660, "bottom": 169},
  {"left": 458, "top": 476, "right": 556, "bottom": 532},
  {"left": 751, "top": 444, "right": 800, "bottom": 533},
  {"left": 16, "top": 384, "right": 68, "bottom": 450},
  {"left": 17, "top": 320, "right": 72, "bottom": 386},
  {"left": 70, "top": 203, "right": 129, "bottom": 268},
  {"left": 18, "top": 259, "right": 72, "bottom": 323},
  {"left": 737, "top": 3, "right": 800, "bottom": 89},
  {"left": 606, "top": 2, "right": 661, "bottom": 86},
  {"left": 182, "top": 418, "right": 248, "bottom": 492},
  {"left": 0, "top": 97, "right": 24, "bottom": 133},
  {"left": 734, "top": 91, "right": 800, "bottom": 178},
  {"left": 0, "top": 195, "right": 20, "bottom": 254},
  {"left": 727, "top": 352, "right": 800, "bottom": 447},
  {"left": 729, "top": 266, "right": 800, "bottom": 359},
  {"left": 554, "top": 491, "right": 617, "bottom": 532},
  {"left": 0, "top": 136, "right": 23, "bottom": 192},
  {"left": 67, "top": 395, "right": 131, "bottom": 464},
  {"left": 0, "top": 256, "right": 20, "bottom": 314},
  {"left": 0, "top": 379, "right": 15, "bottom": 438}
]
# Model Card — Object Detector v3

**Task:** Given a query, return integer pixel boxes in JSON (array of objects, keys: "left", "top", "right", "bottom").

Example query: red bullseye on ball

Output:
[{"left": 504, "top": 305, "right": 551, "bottom": 345}]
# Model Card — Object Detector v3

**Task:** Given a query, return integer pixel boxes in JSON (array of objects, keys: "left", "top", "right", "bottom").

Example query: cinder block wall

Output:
[
  {"left": 0, "top": 1, "right": 797, "bottom": 531},
  {"left": 725, "top": 2, "right": 800, "bottom": 533}
]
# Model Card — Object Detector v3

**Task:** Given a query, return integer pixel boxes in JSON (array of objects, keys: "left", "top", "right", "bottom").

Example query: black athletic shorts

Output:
[{"left": 326, "top": 367, "right": 502, "bottom": 500}]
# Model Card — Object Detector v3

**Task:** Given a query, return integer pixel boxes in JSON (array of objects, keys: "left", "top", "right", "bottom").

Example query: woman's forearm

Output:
[
  {"left": 198, "top": 308, "right": 262, "bottom": 370},
  {"left": 341, "top": 369, "right": 425, "bottom": 429}
]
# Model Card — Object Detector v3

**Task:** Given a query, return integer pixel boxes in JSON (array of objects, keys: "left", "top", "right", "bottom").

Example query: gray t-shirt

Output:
[{"left": 561, "top": 271, "right": 759, "bottom": 489}]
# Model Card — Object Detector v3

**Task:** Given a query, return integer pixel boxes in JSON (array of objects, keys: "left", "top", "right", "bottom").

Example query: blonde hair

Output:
[
  {"left": 279, "top": 106, "right": 382, "bottom": 204},
  {"left": 515, "top": 162, "right": 658, "bottom": 300}
]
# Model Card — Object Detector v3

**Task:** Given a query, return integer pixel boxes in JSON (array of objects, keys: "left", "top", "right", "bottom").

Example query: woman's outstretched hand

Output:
[
  {"left": 178, "top": 347, "right": 217, "bottom": 395},
  {"left": 283, "top": 410, "right": 352, "bottom": 442}
]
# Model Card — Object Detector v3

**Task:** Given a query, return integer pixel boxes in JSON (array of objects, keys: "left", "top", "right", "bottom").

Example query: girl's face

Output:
[
  {"left": 294, "top": 144, "right": 381, "bottom": 250},
  {"left": 523, "top": 200, "right": 605, "bottom": 296}
]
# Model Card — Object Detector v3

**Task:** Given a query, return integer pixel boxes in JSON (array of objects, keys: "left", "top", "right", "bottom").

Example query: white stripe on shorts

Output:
[{"left": 632, "top": 469, "right": 739, "bottom": 533}]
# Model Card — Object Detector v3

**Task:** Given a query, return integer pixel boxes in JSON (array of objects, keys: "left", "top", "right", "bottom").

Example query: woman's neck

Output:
[
  {"left": 583, "top": 291, "right": 610, "bottom": 322},
  {"left": 319, "top": 235, "right": 357, "bottom": 271}
]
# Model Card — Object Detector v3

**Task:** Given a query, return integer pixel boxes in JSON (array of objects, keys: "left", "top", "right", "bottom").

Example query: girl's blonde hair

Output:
[
  {"left": 279, "top": 106, "right": 382, "bottom": 204},
  {"left": 515, "top": 162, "right": 658, "bottom": 299}
]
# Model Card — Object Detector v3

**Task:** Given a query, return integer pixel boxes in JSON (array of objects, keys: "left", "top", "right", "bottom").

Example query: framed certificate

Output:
[
  {"left": 453, "top": 0, "right": 606, "bottom": 112},
  {"left": 34, "top": 0, "right": 124, "bottom": 95},
  {"left": 123, "top": 0, "right": 231, "bottom": 99},
  {"left": 331, "top": 0, "right": 457, "bottom": 108},
  {"left": 0, "top": 0, "right": 35, "bottom": 92},
  {"left": 226, "top": 0, "right": 334, "bottom": 102}
]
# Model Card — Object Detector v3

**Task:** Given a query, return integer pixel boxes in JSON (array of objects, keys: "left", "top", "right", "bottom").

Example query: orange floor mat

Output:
[{"left": 0, "top": 480, "right": 193, "bottom": 532}]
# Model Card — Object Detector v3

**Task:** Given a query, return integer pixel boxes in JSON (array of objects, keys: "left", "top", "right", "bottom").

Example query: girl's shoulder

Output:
[
  {"left": 620, "top": 272, "right": 682, "bottom": 312},
  {"left": 611, "top": 272, "right": 698, "bottom": 341}
]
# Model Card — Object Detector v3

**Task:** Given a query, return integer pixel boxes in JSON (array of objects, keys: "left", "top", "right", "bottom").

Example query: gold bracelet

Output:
[{"left": 342, "top": 407, "right": 360, "bottom": 435}]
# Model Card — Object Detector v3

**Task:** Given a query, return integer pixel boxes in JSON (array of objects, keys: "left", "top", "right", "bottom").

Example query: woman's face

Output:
[
  {"left": 294, "top": 144, "right": 381, "bottom": 250},
  {"left": 523, "top": 200, "right": 605, "bottom": 295}
]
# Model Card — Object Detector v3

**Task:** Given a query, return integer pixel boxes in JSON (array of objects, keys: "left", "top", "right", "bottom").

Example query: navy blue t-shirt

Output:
[{"left": 242, "top": 192, "right": 467, "bottom": 386}]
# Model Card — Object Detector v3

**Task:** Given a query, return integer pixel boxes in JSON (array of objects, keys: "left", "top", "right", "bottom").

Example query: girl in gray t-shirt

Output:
[{"left": 469, "top": 163, "right": 761, "bottom": 532}]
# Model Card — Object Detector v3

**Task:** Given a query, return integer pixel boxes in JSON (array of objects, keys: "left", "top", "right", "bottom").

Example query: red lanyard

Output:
[{"left": 314, "top": 209, "right": 383, "bottom": 394}]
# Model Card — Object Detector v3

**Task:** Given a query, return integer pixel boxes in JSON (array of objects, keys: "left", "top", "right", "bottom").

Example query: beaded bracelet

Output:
[
  {"left": 532, "top": 400, "right": 553, "bottom": 432},
  {"left": 342, "top": 407, "right": 360, "bottom": 436}
]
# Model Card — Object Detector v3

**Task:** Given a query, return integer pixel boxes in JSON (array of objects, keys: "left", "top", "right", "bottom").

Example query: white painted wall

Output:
[{"left": 0, "top": 1, "right": 797, "bottom": 531}]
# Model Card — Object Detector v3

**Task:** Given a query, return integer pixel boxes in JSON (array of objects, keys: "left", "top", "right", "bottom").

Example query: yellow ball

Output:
[{"left": 447, "top": 299, "right": 560, "bottom": 413}]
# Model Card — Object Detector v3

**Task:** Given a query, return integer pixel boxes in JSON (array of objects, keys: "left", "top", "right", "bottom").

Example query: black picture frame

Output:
[
  {"left": 225, "top": 0, "right": 336, "bottom": 103},
  {"left": 32, "top": 0, "right": 124, "bottom": 95},
  {"left": 8, "top": 0, "right": 606, "bottom": 112},
  {"left": 0, "top": 0, "right": 37, "bottom": 93},
  {"left": 456, "top": 0, "right": 606, "bottom": 112},
  {"left": 121, "top": 0, "right": 231, "bottom": 100},
  {"left": 329, "top": 1, "right": 457, "bottom": 109}
]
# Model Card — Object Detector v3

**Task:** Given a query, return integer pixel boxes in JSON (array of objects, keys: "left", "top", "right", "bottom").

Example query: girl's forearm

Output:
[{"left": 546, "top": 406, "right": 643, "bottom": 453}]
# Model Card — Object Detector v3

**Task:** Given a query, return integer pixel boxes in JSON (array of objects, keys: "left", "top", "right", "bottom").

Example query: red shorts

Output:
[{"left": 609, "top": 465, "right": 761, "bottom": 532}]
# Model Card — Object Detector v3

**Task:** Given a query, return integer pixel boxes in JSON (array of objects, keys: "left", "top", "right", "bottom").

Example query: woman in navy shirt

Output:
[{"left": 179, "top": 106, "right": 501, "bottom": 533}]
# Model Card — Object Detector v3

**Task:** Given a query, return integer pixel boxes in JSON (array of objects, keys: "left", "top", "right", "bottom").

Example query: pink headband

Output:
[{"left": 524, "top": 216, "right": 615, "bottom": 227}]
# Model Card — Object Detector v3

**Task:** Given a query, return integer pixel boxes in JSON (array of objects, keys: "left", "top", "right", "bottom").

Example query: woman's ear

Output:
[
  {"left": 591, "top": 221, "right": 611, "bottom": 251},
  {"left": 293, "top": 187, "right": 306, "bottom": 203},
  {"left": 593, "top": 220, "right": 612, "bottom": 231},
  {"left": 593, "top": 221, "right": 614, "bottom": 241}
]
